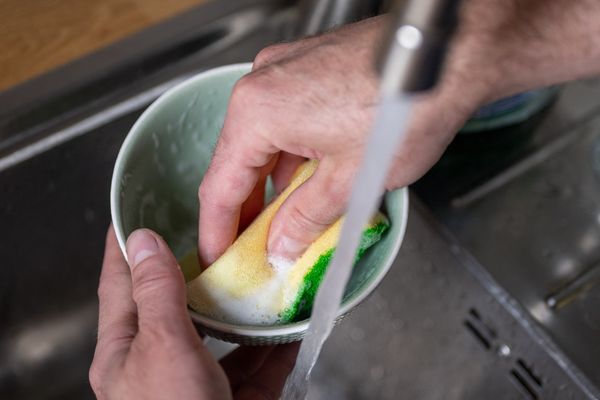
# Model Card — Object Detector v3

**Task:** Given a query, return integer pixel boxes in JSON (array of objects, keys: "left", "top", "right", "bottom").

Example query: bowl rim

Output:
[
  {"left": 110, "top": 62, "right": 409, "bottom": 338},
  {"left": 111, "top": 62, "right": 253, "bottom": 260}
]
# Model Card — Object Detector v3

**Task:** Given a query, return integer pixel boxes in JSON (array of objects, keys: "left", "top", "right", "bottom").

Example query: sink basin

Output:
[
  {"left": 415, "top": 78, "right": 600, "bottom": 397},
  {"left": 1, "top": 1, "right": 599, "bottom": 398}
]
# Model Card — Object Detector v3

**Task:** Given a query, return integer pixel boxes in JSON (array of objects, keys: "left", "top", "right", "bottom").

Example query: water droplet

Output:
[
  {"left": 177, "top": 163, "right": 187, "bottom": 173},
  {"left": 153, "top": 154, "right": 166, "bottom": 175},
  {"left": 497, "top": 344, "right": 511, "bottom": 357},
  {"left": 121, "top": 172, "right": 133, "bottom": 187},
  {"left": 139, "top": 191, "right": 156, "bottom": 225}
]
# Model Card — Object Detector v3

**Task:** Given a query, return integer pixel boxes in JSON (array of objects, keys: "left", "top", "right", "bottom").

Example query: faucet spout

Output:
[{"left": 378, "top": 0, "right": 462, "bottom": 95}]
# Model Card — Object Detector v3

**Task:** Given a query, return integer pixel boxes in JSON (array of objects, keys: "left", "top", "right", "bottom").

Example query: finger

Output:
[
  {"left": 238, "top": 175, "right": 266, "bottom": 235},
  {"left": 220, "top": 346, "right": 274, "bottom": 391},
  {"left": 126, "top": 229, "right": 197, "bottom": 341},
  {"left": 253, "top": 43, "right": 293, "bottom": 70},
  {"left": 234, "top": 342, "right": 300, "bottom": 400},
  {"left": 268, "top": 158, "right": 353, "bottom": 260},
  {"left": 91, "top": 226, "right": 137, "bottom": 397},
  {"left": 271, "top": 152, "right": 306, "bottom": 194},
  {"left": 96, "top": 225, "right": 137, "bottom": 349},
  {"left": 252, "top": 37, "right": 322, "bottom": 71},
  {"left": 238, "top": 156, "right": 278, "bottom": 235},
  {"left": 198, "top": 85, "right": 276, "bottom": 265}
]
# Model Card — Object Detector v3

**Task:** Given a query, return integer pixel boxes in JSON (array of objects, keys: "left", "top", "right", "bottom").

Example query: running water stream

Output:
[{"left": 282, "top": 95, "right": 413, "bottom": 399}]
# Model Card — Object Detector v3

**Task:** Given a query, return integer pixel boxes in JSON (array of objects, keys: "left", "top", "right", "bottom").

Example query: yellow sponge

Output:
[{"left": 184, "top": 161, "right": 389, "bottom": 325}]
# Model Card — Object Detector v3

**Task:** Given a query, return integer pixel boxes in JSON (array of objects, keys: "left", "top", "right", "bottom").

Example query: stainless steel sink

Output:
[
  {"left": 414, "top": 79, "right": 600, "bottom": 398},
  {"left": 1, "top": 0, "right": 599, "bottom": 398},
  {"left": 0, "top": 1, "right": 295, "bottom": 398}
]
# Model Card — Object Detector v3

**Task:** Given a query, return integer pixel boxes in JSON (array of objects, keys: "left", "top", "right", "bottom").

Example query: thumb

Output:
[
  {"left": 126, "top": 229, "right": 194, "bottom": 336},
  {"left": 268, "top": 159, "right": 352, "bottom": 261}
]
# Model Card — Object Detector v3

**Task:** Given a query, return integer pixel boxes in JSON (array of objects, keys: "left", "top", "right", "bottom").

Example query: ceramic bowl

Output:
[{"left": 111, "top": 63, "right": 409, "bottom": 345}]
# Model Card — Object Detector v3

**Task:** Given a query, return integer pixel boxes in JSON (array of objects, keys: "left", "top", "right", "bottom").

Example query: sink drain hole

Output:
[
  {"left": 464, "top": 320, "right": 491, "bottom": 350},
  {"left": 464, "top": 308, "right": 496, "bottom": 350},
  {"left": 510, "top": 369, "right": 539, "bottom": 399},
  {"left": 516, "top": 358, "right": 543, "bottom": 388}
]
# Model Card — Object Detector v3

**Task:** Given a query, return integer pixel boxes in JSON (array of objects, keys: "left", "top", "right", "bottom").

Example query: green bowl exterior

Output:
[{"left": 111, "top": 63, "right": 409, "bottom": 345}]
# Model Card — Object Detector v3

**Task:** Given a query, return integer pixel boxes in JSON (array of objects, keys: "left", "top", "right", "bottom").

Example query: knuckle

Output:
[
  {"left": 97, "top": 316, "right": 137, "bottom": 345},
  {"left": 198, "top": 169, "right": 246, "bottom": 210},
  {"left": 230, "top": 71, "right": 273, "bottom": 109},
  {"left": 198, "top": 160, "right": 230, "bottom": 204},
  {"left": 231, "top": 74, "right": 260, "bottom": 105},
  {"left": 88, "top": 361, "right": 105, "bottom": 398},
  {"left": 96, "top": 282, "right": 107, "bottom": 302},
  {"left": 97, "top": 273, "right": 121, "bottom": 301},
  {"left": 198, "top": 177, "right": 213, "bottom": 203},
  {"left": 286, "top": 203, "right": 332, "bottom": 237},
  {"left": 132, "top": 260, "right": 181, "bottom": 302},
  {"left": 281, "top": 174, "right": 349, "bottom": 238},
  {"left": 319, "top": 174, "right": 349, "bottom": 204},
  {"left": 253, "top": 43, "right": 287, "bottom": 67}
]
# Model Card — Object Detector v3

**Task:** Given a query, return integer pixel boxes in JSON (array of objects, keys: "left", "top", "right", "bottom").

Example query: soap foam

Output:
[
  {"left": 268, "top": 254, "right": 294, "bottom": 273},
  {"left": 199, "top": 255, "right": 297, "bottom": 325}
]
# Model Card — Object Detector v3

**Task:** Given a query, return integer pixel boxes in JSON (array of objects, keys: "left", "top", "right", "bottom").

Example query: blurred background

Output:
[{"left": 1, "top": 0, "right": 599, "bottom": 399}]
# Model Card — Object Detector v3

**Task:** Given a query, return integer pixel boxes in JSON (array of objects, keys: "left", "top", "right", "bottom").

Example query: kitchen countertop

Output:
[{"left": 0, "top": 0, "right": 206, "bottom": 92}]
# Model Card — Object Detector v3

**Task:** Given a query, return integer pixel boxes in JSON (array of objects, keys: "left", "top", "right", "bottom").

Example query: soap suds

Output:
[
  {"left": 268, "top": 254, "right": 294, "bottom": 273},
  {"left": 196, "top": 255, "right": 298, "bottom": 325}
]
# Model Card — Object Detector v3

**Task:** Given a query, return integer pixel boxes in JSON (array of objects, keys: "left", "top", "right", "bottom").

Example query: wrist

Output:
[{"left": 453, "top": 0, "right": 600, "bottom": 103}]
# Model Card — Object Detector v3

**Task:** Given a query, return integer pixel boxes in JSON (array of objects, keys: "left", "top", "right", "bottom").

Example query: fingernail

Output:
[
  {"left": 126, "top": 229, "right": 159, "bottom": 268},
  {"left": 268, "top": 235, "right": 305, "bottom": 260}
]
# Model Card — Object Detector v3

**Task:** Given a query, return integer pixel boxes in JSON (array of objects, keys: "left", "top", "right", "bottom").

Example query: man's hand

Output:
[
  {"left": 198, "top": 0, "right": 600, "bottom": 266},
  {"left": 198, "top": 15, "right": 486, "bottom": 265},
  {"left": 90, "top": 227, "right": 299, "bottom": 400}
]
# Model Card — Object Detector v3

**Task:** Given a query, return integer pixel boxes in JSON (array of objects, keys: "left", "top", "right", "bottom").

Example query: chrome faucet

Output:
[{"left": 378, "top": 0, "right": 461, "bottom": 94}]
